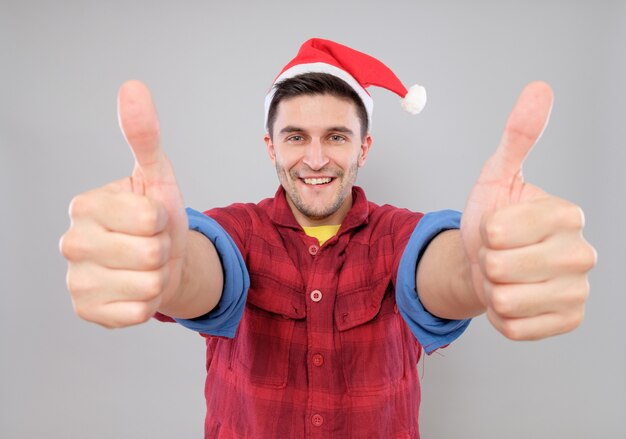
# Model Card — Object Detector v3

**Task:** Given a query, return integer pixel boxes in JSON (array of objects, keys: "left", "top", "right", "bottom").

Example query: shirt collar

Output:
[{"left": 269, "top": 185, "right": 370, "bottom": 233}]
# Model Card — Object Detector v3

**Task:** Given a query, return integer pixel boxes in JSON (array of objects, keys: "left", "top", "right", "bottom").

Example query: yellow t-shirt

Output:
[{"left": 302, "top": 225, "right": 341, "bottom": 246}]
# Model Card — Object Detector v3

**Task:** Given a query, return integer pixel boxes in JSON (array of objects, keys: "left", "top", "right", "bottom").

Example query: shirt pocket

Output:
[
  {"left": 335, "top": 279, "right": 406, "bottom": 396},
  {"left": 232, "top": 273, "right": 305, "bottom": 389}
]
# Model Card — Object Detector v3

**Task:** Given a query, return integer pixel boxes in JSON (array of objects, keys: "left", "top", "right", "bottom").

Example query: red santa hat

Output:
[{"left": 264, "top": 38, "right": 427, "bottom": 132}]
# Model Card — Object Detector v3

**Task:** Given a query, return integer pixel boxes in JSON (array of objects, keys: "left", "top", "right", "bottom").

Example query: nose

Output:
[{"left": 302, "top": 139, "right": 329, "bottom": 171}]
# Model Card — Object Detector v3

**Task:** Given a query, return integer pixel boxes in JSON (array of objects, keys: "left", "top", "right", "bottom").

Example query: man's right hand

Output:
[{"left": 60, "top": 81, "right": 189, "bottom": 328}]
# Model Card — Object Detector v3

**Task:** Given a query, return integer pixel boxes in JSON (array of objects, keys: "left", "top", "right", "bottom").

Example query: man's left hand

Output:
[{"left": 461, "top": 81, "right": 597, "bottom": 340}]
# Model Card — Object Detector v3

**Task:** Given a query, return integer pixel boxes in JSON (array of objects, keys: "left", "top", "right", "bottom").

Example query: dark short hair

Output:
[{"left": 267, "top": 72, "right": 369, "bottom": 140}]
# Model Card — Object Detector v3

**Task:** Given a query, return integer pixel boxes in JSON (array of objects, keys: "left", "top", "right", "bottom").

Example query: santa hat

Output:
[{"left": 264, "top": 38, "right": 427, "bottom": 132}]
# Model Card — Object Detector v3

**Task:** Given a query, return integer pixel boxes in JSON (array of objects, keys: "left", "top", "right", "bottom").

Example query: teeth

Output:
[{"left": 304, "top": 177, "right": 332, "bottom": 185}]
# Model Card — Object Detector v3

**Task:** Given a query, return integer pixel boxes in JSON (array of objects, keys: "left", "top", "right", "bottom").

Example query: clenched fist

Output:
[
  {"left": 461, "top": 82, "right": 597, "bottom": 340},
  {"left": 59, "top": 81, "right": 188, "bottom": 328}
]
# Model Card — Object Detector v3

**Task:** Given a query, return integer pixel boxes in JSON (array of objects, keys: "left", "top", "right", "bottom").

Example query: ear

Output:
[
  {"left": 357, "top": 134, "right": 373, "bottom": 167},
  {"left": 264, "top": 133, "right": 276, "bottom": 165}
]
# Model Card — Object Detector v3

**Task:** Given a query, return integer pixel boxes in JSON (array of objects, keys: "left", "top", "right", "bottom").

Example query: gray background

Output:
[{"left": 2, "top": 1, "right": 624, "bottom": 438}]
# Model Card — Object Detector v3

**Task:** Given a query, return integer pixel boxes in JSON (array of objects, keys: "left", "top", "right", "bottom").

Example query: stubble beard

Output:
[{"left": 277, "top": 163, "right": 359, "bottom": 221}]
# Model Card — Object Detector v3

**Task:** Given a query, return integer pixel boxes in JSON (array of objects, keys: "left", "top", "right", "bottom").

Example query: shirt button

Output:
[
  {"left": 311, "top": 414, "right": 324, "bottom": 427},
  {"left": 308, "top": 244, "right": 319, "bottom": 255},
  {"left": 310, "top": 290, "right": 322, "bottom": 302},
  {"left": 312, "top": 353, "right": 324, "bottom": 367}
]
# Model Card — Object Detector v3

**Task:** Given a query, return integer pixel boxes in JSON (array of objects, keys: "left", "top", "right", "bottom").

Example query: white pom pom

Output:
[{"left": 400, "top": 84, "right": 427, "bottom": 114}]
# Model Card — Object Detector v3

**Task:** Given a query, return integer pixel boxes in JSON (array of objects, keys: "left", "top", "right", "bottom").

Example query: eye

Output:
[
  {"left": 287, "top": 135, "right": 305, "bottom": 143},
  {"left": 329, "top": 134, "right": 346, "bottom": 143}
]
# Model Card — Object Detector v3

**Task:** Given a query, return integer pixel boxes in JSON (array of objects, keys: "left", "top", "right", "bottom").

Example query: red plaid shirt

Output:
[{"left": 200, "top": 186, "right": 425, "bottom": 438}]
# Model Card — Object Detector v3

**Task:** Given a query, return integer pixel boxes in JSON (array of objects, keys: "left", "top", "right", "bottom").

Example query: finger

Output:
[
  {"left": 484, "top": 275, "right": 590, "bottom": 319},
  {"left": 486, "top": 307, "right": 585, "bottom": 341},
  {"left": 480, "top": 195, "right": 585, "bottom": 250},
  {"left": 76, "top": 298, "right": 162, "bottom": 329},
  {"left": 63, "top": 231, "right": 171, "bottom": 270},
  {"left": 489, "top": 81, "right": 554, "bottom": 181},
  {"left": 68, "top": 186, "right": 168, "bottom": 236},
  {"left": 479, "top": 232, "right": 596, "bottom": 283},
  {"left": 68, "top": 263, "right": 169, "bottom": 303},
  {"left": 117, "top": 80, "right": 172, "bottom": 185},
  {"left": 98, "top": 231, "right": 170, "bottom": 270}
]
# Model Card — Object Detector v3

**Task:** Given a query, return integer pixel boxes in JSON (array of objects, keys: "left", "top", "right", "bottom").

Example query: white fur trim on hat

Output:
[{"left": 264, "top": 62, "right": 374, "bottom": 132}]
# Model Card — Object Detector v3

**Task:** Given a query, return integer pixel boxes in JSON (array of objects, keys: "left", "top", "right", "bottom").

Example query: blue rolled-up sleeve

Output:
[
  {"left": 173, "top": 208, "right": 249, "bottom": 338},
  {"left": 396, "top": 210, "right": 471, "bottom": 354}
]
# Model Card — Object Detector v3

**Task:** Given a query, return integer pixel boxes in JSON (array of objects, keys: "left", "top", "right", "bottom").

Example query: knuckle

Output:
[
  {"left": 559, "top": 202, "right": 585, "bottom": 230},
  {"left": 59, "top": 233, "right": 72, "bottom": 259},
  {"left": 570, "top": 204, "right": 585, "bottom": 229},
  {"left": 140, "top": 240, "right": 159, "bottom": 268},
  {"left": 69, "top": 193, "right": 94, "bottom": 218},
  {"left": 59, "top": 230, "right": 85, "bottom": 260},
  {"left": 483, "top": 217, "right": 505, "bottom": 247},
  {"left": 582, "top": 243, "right": 598, "bottom": 270},
  {"left": 72, "top": 300, "right": 95, "bottom": 322},
  {"left": 571, "top": 280, "right": 590, "bottom": 307},
  {"left": 58, "top": 234, "right": 67, "bottom": 257},
  {"left": 127, "top": 303, "right": 154, "bottom": 325},
  {"left": 143, "top": 271, "right": 165, "bottom": 300},
  {"left": 500, "top": 320, "right": 524, "bottom": 341},
  {"left": 483, "top": 251, "right": 504, "bottom": 281},
  {"left": 568, "top": 241, "right": 598, "bottom": 272},
  {"left": 143, "top": 237, "right": 168, "bottom": 269},
  {"left": 490, "top": 288, "right": 514, "bottom": 316},
  {"left": 575, "top": 277, "right": 590, "bottom": 303},
  {"left": 66, "top": 273, "right": 79, "bottom": 294},
  {"left": 66, "top": 270, "right": 95, "bottom": 296},
  {"left": 579, "top": 276, "right": 591, "bottom": 306},
  {"left": 137, "top": 203, "right": 163, "bottom": 235},
  {"left": 574, "top": 308, "right": 586, "bottom": 326},
  {"left": 564, "top": 309, "right": 585, "bottom": 333}
]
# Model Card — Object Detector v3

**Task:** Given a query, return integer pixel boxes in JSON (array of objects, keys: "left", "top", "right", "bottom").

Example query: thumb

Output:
[
  {"left": 117, "top": 80, "right": 172, "bottom": 186},
  {"left": 489, "top": 81, "right": 554, "bottom": 181}
]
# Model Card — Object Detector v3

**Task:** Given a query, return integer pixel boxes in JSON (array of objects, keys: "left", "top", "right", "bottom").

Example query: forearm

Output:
[
  {"left": 416, "top": 229, "right": 485, "bottom": 320},
  {"left": 158, "top": 230, "right": 224, "bottom": 319}
]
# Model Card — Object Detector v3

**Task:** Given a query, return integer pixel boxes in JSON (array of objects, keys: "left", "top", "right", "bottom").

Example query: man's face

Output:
[{"left": 265, "top": 94, "right": 372, "bottom": 227}]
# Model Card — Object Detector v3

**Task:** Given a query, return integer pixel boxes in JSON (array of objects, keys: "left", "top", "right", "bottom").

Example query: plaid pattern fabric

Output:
[{"left": 201, "top": 186, "right": 425, "bottom": 438}]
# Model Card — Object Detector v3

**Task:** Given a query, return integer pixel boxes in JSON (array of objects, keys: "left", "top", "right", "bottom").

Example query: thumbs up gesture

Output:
[
  {"left": 60, "top": 81, "right": 188, "bottom": 328},
  {"left": 461, "top": 82, "right": 597, "bottom": 340}
]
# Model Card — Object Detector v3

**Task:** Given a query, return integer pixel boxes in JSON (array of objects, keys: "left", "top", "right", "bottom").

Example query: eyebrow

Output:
[{"left": 278, "top": 125, "right": 354, "bottom": 136}]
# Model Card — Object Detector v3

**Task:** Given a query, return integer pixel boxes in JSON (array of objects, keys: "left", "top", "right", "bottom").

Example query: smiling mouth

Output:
[{"left": 302, "top": 177, "right": 333, "bottom": 185}]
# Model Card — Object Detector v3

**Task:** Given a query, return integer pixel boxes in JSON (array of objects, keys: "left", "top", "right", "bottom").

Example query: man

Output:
[{"left": 60, "top": 39, "right": 596, "bottom": 437}]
